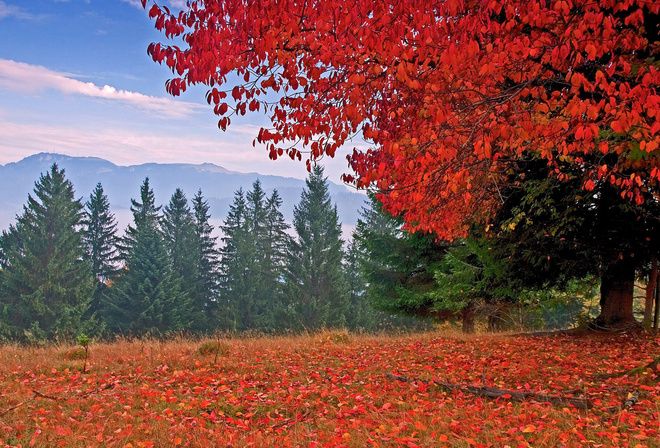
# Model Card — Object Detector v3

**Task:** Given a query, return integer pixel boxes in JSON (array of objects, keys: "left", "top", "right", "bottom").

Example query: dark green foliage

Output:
[
  {"left": 342, "top": 236, "right": 377, "bottom": 331},
  {"left": 163, "top": 188, "right": 204, "bottom": 329},
  {"left": 83, "top": 183, "right": 119, "bottom": 282},
  {"left": 0, "top": 164, "right": 95, "bottom": 342},
  {"left": 82, "top": 183, "right": 119, "bottom": 326},
  {"left": 218, "top": 181, "right": 290, "bottom": 331},
  {"left": 284, "top": 166, "right": 347, "bottom": 330},
  {"left": 485, "top": 156, "right": 660, "bottom": 327},
  {"left": 353, "top": 194, "right": 448, "bottom": 321},
  {"left": 191, "top": 190, "right": 221, "bottom": 331},
  {"left": 251, "top": 188, "right": 290, "bottom": 329},
  {"left": 218, "top": 188, "right": 248, "bottom": 331},
  {"left": 106, "top": 178, "right": 191, "bottom": 336}
]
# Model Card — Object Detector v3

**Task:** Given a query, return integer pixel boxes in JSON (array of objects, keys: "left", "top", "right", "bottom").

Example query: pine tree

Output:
[
  {"left": 163, "top": 188, "right": 202, "bottom": 328},
  {"left": 285, "top": 166, "right": 347, "bottom": 330},
  {"left": 191, "top": 189, "right": 220, "bottom": 332},
  {"left": 218, "top": 188, "right": 248, "bottom": 331},
  {"left": 219, "top": 181, "right": 288, "bottom": 331},
  {"left": 352, "top": 194, "right": 448, "bottom": 323},
  {"left": 342, "top": 236, "right": 376, "bottom": 331},
  {"left": 242, "top": 181, "right": 267, "bottom": 329},
  {"left": 82, "top": 183, "right": 119, "bottom": 322},
  {"left": 248, "top": 185, "right": 290, "bottom": 331},
  {"left": 261, "top": 189, "right": 290, "bottom": 305},
  {"left": 0, "top": 164, "right": 95, "bottom": 341},
  {"left": 106, "top": 178, "right": 190, "bottom": 336}
]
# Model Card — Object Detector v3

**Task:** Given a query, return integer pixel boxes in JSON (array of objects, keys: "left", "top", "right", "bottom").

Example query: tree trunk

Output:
[
  {"left": 487, "top": 307, "right": 504, "bottom": 332},
  {"left": 654, "top": 277, "right": 660, "bottom": 330},
  {"left": 594, "top": 256, "right": 637, "bottom": 329},
  {"left": 461, "top": 300, "right": 475, "bottom": 334},
  {"left": 644, "top": 256, "right": 658, "bottom": 328}
]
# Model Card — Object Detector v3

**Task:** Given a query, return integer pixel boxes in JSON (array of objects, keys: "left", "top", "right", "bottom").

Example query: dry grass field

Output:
[{"left": 0, "top": 330, "right": 659, "bottom": 447}]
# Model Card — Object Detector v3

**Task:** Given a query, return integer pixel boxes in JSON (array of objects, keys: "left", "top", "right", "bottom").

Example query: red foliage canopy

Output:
[{"left": 143, "top": 0, "right": 660, "bottom": 239}]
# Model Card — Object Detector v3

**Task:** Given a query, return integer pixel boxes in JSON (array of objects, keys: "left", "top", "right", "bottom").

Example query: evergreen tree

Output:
[
  {"left": 250, "top": 187, "right": 290, "bottom": 330},
  {"left": 191, "top": 189, "right": 220, "bottom": 331},
  {"left": 162, "top": 188, "right": 203, "bottom": 328},
  {"left": 353, "top": 194, "right": 448, "bottom": 322},
  {"left": 218, "top": 181, "right": 290, "bottom": 331},
  {"left": 343, "top": 236, "right": 377, "bottom": 331},
  {"left": 241, "top": 180, "right": 268, "bottom": 329},
  {"left": 261, "top": 189, "right": 290, "bottom": 301},
  {"left": 285, "top": 166, "right": 347, "bottom": 330},
  {"left": 218, "top": 188, "right": 248, "bottom": 331},
  {"left": 106, "top": 178, "right": 190, "bottom": 336},
  {"left": 82, "top": 183, "right": 119, "bottom": 322},
  {"left": 0, "top": 164, "right": 95, "bottom": 341}
]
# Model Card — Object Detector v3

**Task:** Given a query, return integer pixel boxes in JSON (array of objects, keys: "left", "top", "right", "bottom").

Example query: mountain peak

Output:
[{"left": 0, "top": 153, "right": 364, "bottom": 234}]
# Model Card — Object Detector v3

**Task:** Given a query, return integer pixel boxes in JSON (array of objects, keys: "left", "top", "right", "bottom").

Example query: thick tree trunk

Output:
[
  {"left": 594, "top": 257, "right": 637, "bottom": 329},
  {"left": 644, "top": 256, "right": 658, "bottom": 328}
]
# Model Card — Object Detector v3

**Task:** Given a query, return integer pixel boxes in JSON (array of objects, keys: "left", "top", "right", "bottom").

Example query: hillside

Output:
[{"left": 0, "top": 153, "right": 365, "bottom": 235}]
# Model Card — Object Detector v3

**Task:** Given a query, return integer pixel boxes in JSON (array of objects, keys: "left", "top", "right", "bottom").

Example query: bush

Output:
[
  {"left": 319, "top": 330, "right": 351, "bottom": 344},
  {"left": 197, "top": 340, "right": 230, "bottom": 356},
  {"left": 65, "top": 346, "right": 87, "bottom": 360}
]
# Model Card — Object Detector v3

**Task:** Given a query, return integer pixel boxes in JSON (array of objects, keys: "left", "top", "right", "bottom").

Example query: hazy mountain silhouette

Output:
[{"left": 0, "top": 153, "right": 366, "bottom": 237}]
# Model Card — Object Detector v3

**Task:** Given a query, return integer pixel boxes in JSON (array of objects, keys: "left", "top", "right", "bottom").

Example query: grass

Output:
[{"left": 0, "top": 329, "right": 658, "bottom": 447}]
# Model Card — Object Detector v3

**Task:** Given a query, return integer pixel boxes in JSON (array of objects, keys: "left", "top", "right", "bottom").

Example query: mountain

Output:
[{"left": 0, "top": 153, "right": 366, "bottom": 238}]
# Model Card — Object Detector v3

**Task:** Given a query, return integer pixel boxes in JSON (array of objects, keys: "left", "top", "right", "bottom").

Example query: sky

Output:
[{"left": 0, "top": 0, "right": 361, "bottom": 184}]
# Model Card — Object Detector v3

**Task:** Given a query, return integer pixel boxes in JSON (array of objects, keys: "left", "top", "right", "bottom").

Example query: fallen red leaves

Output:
[{"left": 0, "top": 332, "right": 658, "bottom": 447}]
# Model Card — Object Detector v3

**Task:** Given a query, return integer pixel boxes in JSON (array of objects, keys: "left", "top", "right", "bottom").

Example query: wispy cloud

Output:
[
  {"left": 168, "top": 0, "right": 188, "bottom": 8},
  {"left": 122, "top": 0, "right": 187, "bottom": 9},
  {"left": 0, "top": 120, "right": 250, "bottom": 167},
  {"left": 120, "top": 0, "right": 142, "bottom": 8},
  {"left": 0, "top": 118, "right": 354, "bottom": 183},
  {"left": 0, "top": 1, "right": 41, "bottom": 20},
  {"left": 0, "top": 59, "right": 203, "bottom": 119}
]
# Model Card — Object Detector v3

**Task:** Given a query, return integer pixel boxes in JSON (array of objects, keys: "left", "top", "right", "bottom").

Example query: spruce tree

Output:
[
  {"left": 342, "top": 236, "right": 376, "bottom": 331},
  {"left": 285, "top": 166, "right": 347, "bottom": 330},
  {"left": 82, "top": 183, "right": 119, "bottom": 322},
  {"left": 218, "top": 188, "right": 248, "bottom": 331},
  {"left": 242, "top": 181, "right": 267, "bottom": 329},
  {"left": 163, "top": 188, "right": 202, "bottom": 328},
  {"left": 0, "top": 164, "right": 95, "bottom": 341},
  {"left": 218, "top": 184, "right": 290, "bottom": 332},
  {"left": 353, "top": 194, "right": 448, "bottom": 322},
  {"left": 261, "top": 189, "right": 290, "bottom": 309},
  {"left": 191, "top": 189, "right": 220, "bottom": 331},
  {"left": 107, "top": 178, "right": 190, "bottom": 336}
]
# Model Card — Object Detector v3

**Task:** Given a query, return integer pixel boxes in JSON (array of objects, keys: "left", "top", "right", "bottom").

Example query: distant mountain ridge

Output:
[{"left": 0, "top": 153, "right": 365, "bottom": 237}]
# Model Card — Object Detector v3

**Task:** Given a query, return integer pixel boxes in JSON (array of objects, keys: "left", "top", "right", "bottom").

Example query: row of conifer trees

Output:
[{"left": 0, "top": 164, "right": 417, "bottom": 341}]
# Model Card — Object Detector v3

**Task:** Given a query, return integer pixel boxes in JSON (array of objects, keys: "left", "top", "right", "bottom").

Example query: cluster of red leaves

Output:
[
  {"left": 0, "top": 332, "right": 658, "bottom": 447},
  {"left": 143, "top": 0, "right": 660, "bottom": 238}
]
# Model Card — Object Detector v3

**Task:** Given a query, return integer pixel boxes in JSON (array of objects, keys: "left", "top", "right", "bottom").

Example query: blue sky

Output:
[{"left": 0, "top": 0, "right": 358, "bottom": 183}]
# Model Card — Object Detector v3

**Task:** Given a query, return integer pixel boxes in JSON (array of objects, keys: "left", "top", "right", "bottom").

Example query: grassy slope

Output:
[{"left": 0, "top": 331, "right": 659, "bottom": 447}]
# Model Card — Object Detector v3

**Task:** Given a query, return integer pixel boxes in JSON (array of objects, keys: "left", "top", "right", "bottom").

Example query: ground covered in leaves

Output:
[{"left": 0, "top": 331, "right": 659, "bottom": 447}]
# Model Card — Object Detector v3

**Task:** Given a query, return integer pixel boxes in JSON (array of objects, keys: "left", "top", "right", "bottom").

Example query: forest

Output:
[
  {"left": 1, "top": 0, "right": 660, "bottom": 446},
  {"left": 4, "top": 161, "right": 642, "bottom": 342}
]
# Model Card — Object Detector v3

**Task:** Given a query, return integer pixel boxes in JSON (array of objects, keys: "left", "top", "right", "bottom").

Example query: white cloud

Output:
[
  {"left": 120, "top": 0, "right": 142, "bottom": 8},
  {"left": 0, "top": 1, "right": 40, "bottom": 20},
  {"left": 168, "top": 0, "right": 187, "bottom": 8},
  {"left": 0, "top": 59, "right": 203, "bottom": 119},
  {"left": 123, "top": 0, "right": 187, "bottom": 10}
]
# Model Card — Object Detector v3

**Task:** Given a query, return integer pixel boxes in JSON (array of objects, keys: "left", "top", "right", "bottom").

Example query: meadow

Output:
[{"left": 0, "top": 330, "right": 659, "bottom": 447}]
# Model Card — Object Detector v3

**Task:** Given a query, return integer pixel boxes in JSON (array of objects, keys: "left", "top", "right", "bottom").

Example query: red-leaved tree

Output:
[{"left": 143, "top": 0, "right": 660, "bottom": 327}]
